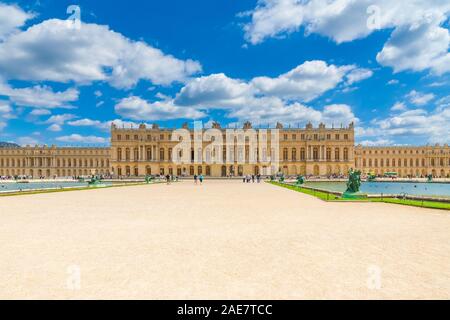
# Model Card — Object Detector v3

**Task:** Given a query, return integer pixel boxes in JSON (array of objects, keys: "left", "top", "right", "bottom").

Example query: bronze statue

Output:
[
  {"left": 296, "top": 175, "right": 305, "bottom": 186},
  {"left": 346, "top": 169, "right": 361, "bottom": 193}
]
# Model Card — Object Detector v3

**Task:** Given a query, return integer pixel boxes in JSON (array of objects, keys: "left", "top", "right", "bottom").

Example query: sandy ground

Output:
[{"left": 0, "top": 180, "right": 449, "bottom": 300}]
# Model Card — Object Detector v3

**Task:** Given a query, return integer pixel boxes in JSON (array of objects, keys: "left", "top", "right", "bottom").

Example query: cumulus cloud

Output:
[
  {"left": 0, "top": 82, "right": 79, "bottom": 108},
  {"left": 242, "top": 0, "right": 450, "bottom": 74},
  {"left": 47, "top": 124, "right": 62, "bottom": 132},
  {"left": 44, "top": 114, "right": 77, "bottom": 126},
  {"left": 29, "top": 109, "right": 52, "bottom": 116},
  {"left": 251, "top": 61, "right": 354, "bottom": 101},
  {"left": 406, "top": 90, "right": 435, "bottom": 106},
  {"left": 0, "top": 100, "right": 14, "bottom": 119},
  {"left": 345, "top": 68, "right": 373, "bottom": 85},
  {"left": 0, "top": 100, "right": 14, "bottom": 130},
  {"left": 358, "top": 138, "right": 394, "bottom": 147},
  {"left": 115, "top": 96, "right": 206, "bottom": 121},
  {"left": 175, "top": 61, "right": 366, "bottom": 111},
  {"left": 0, "top": 19, "right": 201, "bottom": 88},
  {"left": 0, "top": 3, "right": 33, "bottom": 40},
  {"left": 377, "top": 18, "right": 450, "bottom": 75},
  {"left": 67, "top": 118, "right": 102, "bottom": 127},
  {"left": 17, "top": 136, "right": 39, "bottom": 146},
  {"left": 358, "top": 104, "right": 450, "bottom": 144},
  {"left": 175, "top": 73, "right": 253, "bottom": 107},
  {"left": 391, "top": 102, "right": 407, "bottom": 112},
  {"left": 55, "top": 134, "right": 108, "bottom": 144}
]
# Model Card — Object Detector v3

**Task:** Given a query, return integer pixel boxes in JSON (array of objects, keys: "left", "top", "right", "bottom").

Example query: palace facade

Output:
[
  {"left": 0, "top": 145, "right": 110, "bottom": 178},
  {"left": 355, "top": 145, "right": 450, "bottom": 178},
  {"left": 1, "top": 122, "right": 449, "bottom": 178},
  {"left": 109, "top": 122, "right": 355, "bottom": 177}
]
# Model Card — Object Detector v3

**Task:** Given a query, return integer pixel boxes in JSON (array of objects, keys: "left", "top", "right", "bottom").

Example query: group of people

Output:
[
  {"left": 243, "top": 174, "right": 262, "bottom": 183},
  {"left": 193, "top": 175, "right": 204, "bottom": 184}
]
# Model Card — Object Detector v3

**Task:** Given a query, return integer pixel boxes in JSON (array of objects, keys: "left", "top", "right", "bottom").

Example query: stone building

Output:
[
  {"left": 2, "top": 122, "right": 449, "bottom": 179},
  {"left": 110, "top": 122, "right": 355, "bottom": 177},
  {"left": 355, "top": 145, "right": 450, "bottom": 178},
  {"left": 0, "top": 145, "right": 110, "bottom": 178}
]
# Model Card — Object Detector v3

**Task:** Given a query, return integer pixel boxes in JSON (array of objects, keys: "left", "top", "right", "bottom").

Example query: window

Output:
[
  {"left": 283, "top": 148, "right": 288, "bottom": 161},
  {"left": 335, "top": 148, "right": 340, "bottom": 160},
  {"left": 326, "top": 148, "right": 331, "bottom": 160},
  {"left": 160, "top": 148, "right": 165, "bottom": 161},
  {"left": 292, "top": 148, "right": 297, "bottom": 161},
  {"left": 300, "top": 148, "right": 306, "bottom": 161},
  {"left": 343, "top": 148, "right": 349, "bottom": 161},
  {"left": 335, "top": 134, "right": 340, "bottom": 140}
]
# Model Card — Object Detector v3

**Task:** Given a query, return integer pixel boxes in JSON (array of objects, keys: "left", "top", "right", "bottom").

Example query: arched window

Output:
[
  {"left": 292, "top": 148, "right": 297, "bottom": 161},
  {"left": 335, "top": 148, "right": 340, "bottom": 161},
  {"left": 125, "top": 148, "right": 130, "bottom": 161},
  {"left": 283, "top": 148, "right": 288, "bottom": 161},
  {"left": 343, "top": 148, "right": 349, "bottom": 161},
  {"left": 117, "top": 148, "right": 122, "bottom": 161},
  {"left": 313, "top": 148, "right": 319, "bottom": 161},
  {"left": 160, "top": 148, "right": 165, "bottom": 161},
  {"left": 326, "top": 148, "right": 331, "bottom": 161},
  {"left": 146, "top": 148, "right": 152, "bottom": 161},
  {"left": 300, "top": 148, "right": 306, "bottom": 161}
]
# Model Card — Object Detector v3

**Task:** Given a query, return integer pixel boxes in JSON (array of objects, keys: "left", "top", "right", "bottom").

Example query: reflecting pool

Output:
[{"left": 304, "top": 181, "right": 450, "bottom": 198}]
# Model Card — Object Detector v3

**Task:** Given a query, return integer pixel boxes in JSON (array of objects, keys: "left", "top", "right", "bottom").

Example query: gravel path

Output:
[{"left": 0, "top": 180, "right": 449, "bottom": 299}]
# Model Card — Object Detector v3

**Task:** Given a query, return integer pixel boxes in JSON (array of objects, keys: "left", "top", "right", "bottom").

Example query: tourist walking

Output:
[
  {"left": 194, "top": 174, "right": 198, "bottom": 184},
  {"left": 199, "top": 174, "right": 204, "bottom": 184}
]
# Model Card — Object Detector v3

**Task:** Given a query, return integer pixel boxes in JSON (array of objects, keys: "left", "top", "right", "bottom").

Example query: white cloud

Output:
[
  {"left": 17, "top": 136, "right": 39, "bottom": 146},
  {"left": 0, "top": 100, "right": 14, "bottom": 119},
  {"left": 47, "top": 124, "right": 62, "bottom": 132},
  {"left": 0, "top": 121, "right": 6, "bottom": 131},
  {"left": 0, "top": 82, "right": 79, "bottom": 108},
  {"left": 406, "top": 90, "right": 435, "bottom": 106},
  {"left": 0, "top": 19, "right": 201, "bottom": 88},
  {"left": 68, "top": 118, "right": 102, "bottom": 127},
  {"left": 321, "top": 104, "right": 358, "bottom": 125},
  {"left": 387, "top": 79, "right": 399, "bottom": 85},
  {"left": 359, "top": 104, "right": 450, "bottom": 144},
  {"left": 391, "top": 102, "right": 407, "bottom": 112},
  {"left": 242, "top": 1, "right": 450, "bottom": 75},
  {"left": 377, "top": 19, "right": 450, "bottom": 75},
  {"left": 115, "top": 96, "right": 206, "bottom": 121},
  {"left": 55, "top": 134, "right": 108, "bottom": 144},
  {"left": 175, "top": 73, "right": 252, "bottom": 107},
  {"left": 251, "top": 61, "right": 353, "bottom": 101},
  {"left": 359, "top": 138, "right": 394, "bottom": 147},
  {"left": 29, "top": 109, "right": 51, "bottom": 116},
  {"left": 345, "top": 68, "right": 373, "bottom": 85},
  {"left": 0, "top": 3, "right": 33, "bottom": 40},
  {"left": 44, "top": 114, "right": 77, "bottom": 125},
  {"left": 228, "top": 99, "right": 357, "bottom": 127},
  {"left": 175, "top": 61, "right": 362, "bottom": 109},
  {"left": 243, "top": 0, "right": 305, "bottom": 45}
]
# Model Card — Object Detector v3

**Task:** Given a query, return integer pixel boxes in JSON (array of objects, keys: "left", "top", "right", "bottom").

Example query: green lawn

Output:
[{"left": 268, "top": 181, "right": 450, "bottom": 211}]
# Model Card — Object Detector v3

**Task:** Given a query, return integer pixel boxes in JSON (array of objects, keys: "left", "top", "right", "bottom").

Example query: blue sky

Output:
[{"left": 0, "top": 0, "right": 449, "bottom": 146}]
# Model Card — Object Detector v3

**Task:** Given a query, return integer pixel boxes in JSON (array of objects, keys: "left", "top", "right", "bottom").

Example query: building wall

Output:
[
  {"left": 110, "top": 122, "right": 355, "bottom": 177},
  {"left": 355, "top": 145, "right": 450, "bottom": 178},
  {"left": 2, "top": 123, "right": 449, "bottom": 179},
  {"left": 0, "top": 145, "right": 110, "bottom": 178}
]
